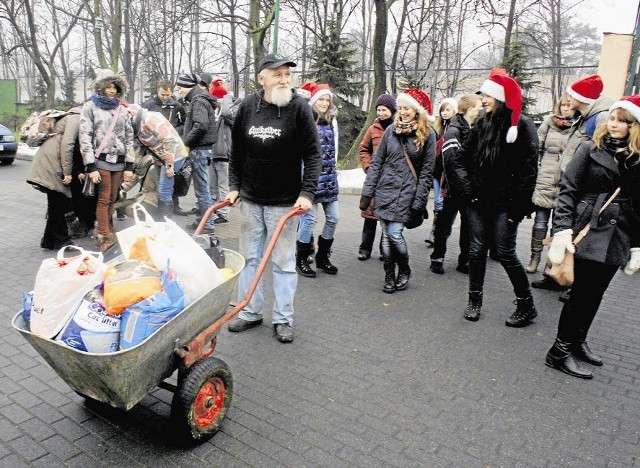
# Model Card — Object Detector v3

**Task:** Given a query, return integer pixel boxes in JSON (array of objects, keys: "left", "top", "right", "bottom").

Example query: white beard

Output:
[{"left": 270, "top": 88, "right": 293, "bottom": 107}]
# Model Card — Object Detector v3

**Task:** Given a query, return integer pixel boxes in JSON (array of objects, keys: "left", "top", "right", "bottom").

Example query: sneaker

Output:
[
  {"left": 430, "top": 261, "right": 445, "bottom": 274},
  {"left": 185, "top": 221, "right": 215, "bottom": 234},
  {"left": 273, "top": 323, "right": 294, "bottom": 343},
  {"left": 214, "top": 215, "right": 229, "bottom": 224},
  {"left": 228, "top": 317, "right": 263, "bottom": 332},
  {"left": 357, "top": 251, "right": 371, "bottom": 261},
  {"left": 188, "top": 207, "right": 199, "bottom": 215}
]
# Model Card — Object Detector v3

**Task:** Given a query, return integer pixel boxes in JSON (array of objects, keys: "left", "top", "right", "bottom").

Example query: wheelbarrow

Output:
[{"left": 12, "top": 200, "right": 303, "bottom": 445}]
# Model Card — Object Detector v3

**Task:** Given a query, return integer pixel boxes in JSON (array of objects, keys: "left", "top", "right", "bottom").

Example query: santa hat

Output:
[
  {"left": 297, "top": 81, "right": 316, "bottom": 100},
  {"left": 567, "top": 74, "right": 603, "bottom": 105},
  {"left": 210, "top": 79, "right": 229, "bottom": 99},
  {"left": 397, "top": 88, "right": 434, "bottom": 121},
  {"left": 308, "top": 83, "right": 333, "bottom": 108},
  {"left": 610, "top": 95, "right": 640, "bottom": 122},
  {"left": 480, "top": 74, "right": 522, "bottom": 143}
]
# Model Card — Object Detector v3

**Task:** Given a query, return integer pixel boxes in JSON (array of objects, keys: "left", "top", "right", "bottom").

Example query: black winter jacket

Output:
[
  {"left": 448, "top": 114, "right": 538, "bottom": 221},
  {"left": 229, "top": 90, "right": 322, "bottom": 206},
  {"left": 182, "top": 87, "right": 218, "bottom": 150},
  {"left": 553, "top": 141, "right": 640, "bottom": 266},
  {"left": 362, "top": 126, "right": 435, "bottom": 223},
  {"left": 142, "top": 95, "right": 185, "bottom": 135},
  {"left": 439, "top": 114, "right": 471, "bottom": 197}
]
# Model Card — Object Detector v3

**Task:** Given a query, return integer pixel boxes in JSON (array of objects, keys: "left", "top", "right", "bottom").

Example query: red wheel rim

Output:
[{"left": 193, "top": 377, "right": 226, "bottom": 428}]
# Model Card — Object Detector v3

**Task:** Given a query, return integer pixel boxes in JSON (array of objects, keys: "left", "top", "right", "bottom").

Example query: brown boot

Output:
[{"left": 526, "top": 228, "right": 547, "bottom": 274}]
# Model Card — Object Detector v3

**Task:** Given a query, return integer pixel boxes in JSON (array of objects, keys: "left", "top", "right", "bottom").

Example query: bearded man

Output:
[{"left": 226, "top": 53, "right": 322, "bottom": 343}]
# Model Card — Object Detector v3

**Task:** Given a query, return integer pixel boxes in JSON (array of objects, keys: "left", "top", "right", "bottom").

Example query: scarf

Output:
[
  {"left": 551, "top": 114, "right": 574, "bottom": 130},
  {"left": 91, "top": 94, "right": 120, "bottom": 110},
  {"left": 393, "top": 116, "right": 418, "bottom": 135},
  {"left": 379, "top": 116, "right": 394, "bottom": 130}
]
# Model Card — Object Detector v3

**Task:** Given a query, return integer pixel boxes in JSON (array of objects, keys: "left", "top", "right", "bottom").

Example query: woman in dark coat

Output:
[
  {"left": 360, "top": 88, "right": 435, "bottom": 293},
  {"left": 448, "top": 73, "right": 539, "bottom": 326},
  {"left": 27, "top": 109, "right": 81, "bottom": 250},
  {"left": 545, "top": 96, "right": 640, "bottom": 379}
]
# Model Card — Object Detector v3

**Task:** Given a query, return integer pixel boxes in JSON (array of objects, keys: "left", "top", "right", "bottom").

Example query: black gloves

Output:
[
  {"left": 359, "top": 195, "right": 372, "bottom": 211},
  {"left": 405, "top": 209, "right": 424, "bottom": 229}
]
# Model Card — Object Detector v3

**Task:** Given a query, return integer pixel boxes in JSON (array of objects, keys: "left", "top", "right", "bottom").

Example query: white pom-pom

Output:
[
  {"left": 506, "top": 126, "right": 518, "bottom": 143},
  {"left": 427, "top": 114, "right": 436, "bottom": 123}
]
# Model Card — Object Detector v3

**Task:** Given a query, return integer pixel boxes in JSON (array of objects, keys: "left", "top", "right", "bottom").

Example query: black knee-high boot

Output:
[{"left": 316, "top": 236, "right": 338, "bottom": 274}]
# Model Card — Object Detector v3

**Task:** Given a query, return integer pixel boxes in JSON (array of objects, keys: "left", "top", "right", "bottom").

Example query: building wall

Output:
[{"left": 598, "top": 33, "right": 634, "bottom": 99}]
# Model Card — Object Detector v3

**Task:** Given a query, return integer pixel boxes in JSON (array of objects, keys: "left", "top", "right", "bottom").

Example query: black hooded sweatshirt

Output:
[
  {"left": 182, "top": 87, "right": 217, "bottom": 150},
  {"left": 229, "top": 89, "right": 322, "bottom": 206}
]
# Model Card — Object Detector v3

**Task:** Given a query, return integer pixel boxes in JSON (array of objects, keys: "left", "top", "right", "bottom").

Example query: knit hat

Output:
[
  {"left": 567, "top": 74, "right": 603, "bottom": 105},
  {"left": 375, "top": 94, "right": 397, "bottom": 114},
  {"left": 257, "top": 53, "right": 296, "bottom": 73},
  {"left": 199, "top": 73, "right": 213, "bottom": 88},
  {"left": 309, "top": 84, "right": 333, "bottom": 108},
  {"left": 610, "top": 95, "right": 640, "bottom": 122},
  {"left": 480, "top": 74, "right": 522, "bottom": 143},
  {"left": 176, "top": 74, "right": 200, "bottom": 88},
  {"left": 397, "top": 88, "right": 433, "bottom": 120},
  {"left": 439, "top": 97, "right": 458, "bottom": 115},
  {"left": 210, "top": 79, "right": 229, "bottom": 99}
]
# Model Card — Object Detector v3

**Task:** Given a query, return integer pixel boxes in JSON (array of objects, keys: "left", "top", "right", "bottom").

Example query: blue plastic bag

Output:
[
  {"left": 119, "top": 268, "right": 185, "bottom": 349},
  {"left": 21, "top": 291, "right": 34, "bottom": 323}
]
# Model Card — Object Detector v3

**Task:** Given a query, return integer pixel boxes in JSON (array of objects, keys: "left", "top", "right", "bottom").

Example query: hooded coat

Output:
[
  {"left": 79, "top": 74, "right": 134, "bottom": 172},
  {"left": 27, "top": 108, "right": 81, "bottom": 197},
  {"left": 362, "top": 125, "right": 436, "bottom": 223},
  {"left": 181, "top": 87, "right": 218, "bottom": 151}
]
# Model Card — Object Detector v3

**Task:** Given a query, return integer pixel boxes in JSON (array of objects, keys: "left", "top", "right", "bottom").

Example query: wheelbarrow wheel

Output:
[{"left": 171, "top": 357, "right": 233, "bottom": 445}]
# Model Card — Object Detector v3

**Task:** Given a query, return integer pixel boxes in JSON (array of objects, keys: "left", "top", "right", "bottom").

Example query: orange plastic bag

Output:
[
  {"left": 103, "top": 260, "right": 162, "bottom": 316},
  {"left": 129, "top": 236, "right": 151, "bottom": 262}
]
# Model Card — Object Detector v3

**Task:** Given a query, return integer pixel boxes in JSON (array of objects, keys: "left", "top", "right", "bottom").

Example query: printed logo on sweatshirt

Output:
[{"left": 248, "top": 125, "right": 282, "bottom": 141}]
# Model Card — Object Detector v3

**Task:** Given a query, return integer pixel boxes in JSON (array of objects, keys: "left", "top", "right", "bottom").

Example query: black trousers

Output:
[
  {"left": 430, "top": 196, "right": 469, "bottom": 266},
  {"left": 70, "top": 176, "right": 97, "bottom": 230},
  {"left": 359, "top": 218, "right": 379, "bottom": 255},
  {"left": 556, "top": 257, "right": 619, "bottom": 342},
  {"left": 41, "top": 190, "right": 72, "bottom": 249}
]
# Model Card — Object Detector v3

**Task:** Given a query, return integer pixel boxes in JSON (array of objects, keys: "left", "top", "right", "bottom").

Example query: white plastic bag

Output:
[
  {"left": 117, "top": 203, "right": 223, "bottom": 304},
  {"left": 30, "top": 246, "right": 105, "bottom": 338}
]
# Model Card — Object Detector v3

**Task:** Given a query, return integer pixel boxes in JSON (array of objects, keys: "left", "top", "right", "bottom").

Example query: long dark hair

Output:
[{"left": 475, "top": 100, "right": 512, "bottom": 166}]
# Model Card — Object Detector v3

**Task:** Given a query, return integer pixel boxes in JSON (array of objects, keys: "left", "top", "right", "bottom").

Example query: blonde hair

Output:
[
  {"left": 553, "top": 93, "right": 570, "bottom": 115},
  {"left": 593, "top": 108, "right": 640, "bottom": 166},
  {"left": 458, "top": 94, "right": 481, "bottom": 115},
  {"left": 313, "top": 95, "right": 336, "bottom": 123},
  {"left": 414, "top": 114, "right": 431, "bottom": 149}
]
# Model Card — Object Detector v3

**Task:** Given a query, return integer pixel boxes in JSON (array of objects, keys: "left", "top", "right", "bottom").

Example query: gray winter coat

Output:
[
  {"left": 213, "top": 95, "right": 241, "bottom": 161},
  {"left": 532, "top": 114, "right": 571, "bottom": 208},
  {"left": 362, "top": 126, "right": 435, "bottom": 223},
  {"left": 27, "top": 110, "right": 81, "bottom": 197}
]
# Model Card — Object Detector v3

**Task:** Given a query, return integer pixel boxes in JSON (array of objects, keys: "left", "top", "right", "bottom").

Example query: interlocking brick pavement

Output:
[{"left": 1, "top": 158, "right": 640, "bottom": 466}]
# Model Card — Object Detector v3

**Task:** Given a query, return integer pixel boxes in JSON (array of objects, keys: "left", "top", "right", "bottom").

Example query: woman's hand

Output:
[
  {"left": 166, "top": 167, "right": 175, "bottom": 178},
  {"left": 548, "top": 229, "right": 575, "bottom": 265},
  {"left": 62, "top": 175, "right": 72, "bottom": 185},
  {"left": 89, "top": 171, "right": 101, "bottom": 184},
  {"left": 123, "top": 170, "right": 134, "bottom": 183}
]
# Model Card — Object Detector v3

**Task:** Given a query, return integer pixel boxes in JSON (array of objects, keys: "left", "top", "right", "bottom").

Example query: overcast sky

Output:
[{"left": 586, "top": 0, "right": 639, "bottom": 34}]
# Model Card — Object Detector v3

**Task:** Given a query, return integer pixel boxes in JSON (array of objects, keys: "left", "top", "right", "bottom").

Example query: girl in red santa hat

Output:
[
  {"left": 448, "top": 73, "right": 539, "bottom": 326},
  {"left": 544, "top": 96, "right": 640, "bottom": 379},
  {"left": 360, "top": 88, "right": 436, "bottom": 293}
]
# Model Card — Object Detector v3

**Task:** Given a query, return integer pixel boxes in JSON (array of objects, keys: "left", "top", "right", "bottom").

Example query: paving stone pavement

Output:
[{"left": 1, "top": 158, "right": 640, "bottom": 467}]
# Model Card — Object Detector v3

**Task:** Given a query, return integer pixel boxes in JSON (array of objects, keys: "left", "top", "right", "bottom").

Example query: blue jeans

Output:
[
  {"left": 156, "top": 158, "right": 185, "bottom": 203},
  {"left": 208, "top": 161, "right": 230, "bottom": 216},
  {"left": 237, "top": 201, "right": 299, "bottom": 325},
  {"left": 467, "top": 206, "right": 531, "bottom": 297},
  {"left": 379, "top": 220, "right": 408, "bottom": 260},
  {"left": 190, "top": 149, "right": 214, "bottom": 228},
  {"left": 298, "top": 201, "right": 339, "bottom": 243},
  {"left": 533, "top": 207, "right": 552, "bottom": 231},
  {"left": 433, "top": 179, "right": 444, "bottom": 212}
]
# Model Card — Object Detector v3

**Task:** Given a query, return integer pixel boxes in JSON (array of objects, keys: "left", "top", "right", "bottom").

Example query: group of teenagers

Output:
[
  {"left": 351, "top": 71, "right": 640, "bottom": 380},
  {"left": 25, "top": 56, "right": 640, "bottom": 371}
]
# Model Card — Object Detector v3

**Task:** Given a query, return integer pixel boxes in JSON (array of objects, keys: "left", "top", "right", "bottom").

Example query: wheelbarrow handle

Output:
[
  {"left": 179, "top": 207, "right": 304, "bottom": 367},
  {"left": 193, "top": 200, "right": 231, "bottom": 236}
]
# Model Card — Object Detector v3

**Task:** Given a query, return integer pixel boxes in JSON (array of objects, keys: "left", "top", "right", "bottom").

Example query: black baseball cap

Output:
[{"left": 257, "top": 53, "right": 297, "bottom": 73}]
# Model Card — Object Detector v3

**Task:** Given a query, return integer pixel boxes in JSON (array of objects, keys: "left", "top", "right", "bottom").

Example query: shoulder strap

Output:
[
  {"left": 401, "top": 141, "right": 418, "bottom": 180},
  {"left": 94, "top": 105, "right": 122, "bottom": 158},
  {"left": 573, "top": 187, "right": 621, "bottom": 245}
]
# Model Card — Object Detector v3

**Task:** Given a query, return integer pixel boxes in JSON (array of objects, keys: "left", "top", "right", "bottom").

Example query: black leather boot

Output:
[
  {"left": 545, "top": 338, "right": 593, "bottom": 379},
  {"left": 383, "top": 259, "right": 396, "bottom": 294},
  {"left": 395, "top": 254, "right": 411, "bottom": 291},
  {"left": 532, "top": 274, "right": 567, "bottom": 291},
  {"left": 296, "top": 241, "right": 316, "bottom": 277},
  {"left": 573, "top": 329, "right": 603, "bottom": 366},
  {"left": 157, "top": 200, "right": 174, "bottom": 220},
  {"left": 307, "top": 235, "right": 315, "bottom": 264},
  {"left": 505, "top": 296, "right": 538, "bottom": 327},
  {"left": 315, "top": 236, "right": 338, "bottom": 274},
  {"left": 463, "top": 291, "right": 483, "bottom": 321}
]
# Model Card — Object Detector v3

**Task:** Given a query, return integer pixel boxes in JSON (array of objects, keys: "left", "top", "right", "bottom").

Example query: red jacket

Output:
[{"left": 359, "top": 119, "right": 386, "bottom": 173}]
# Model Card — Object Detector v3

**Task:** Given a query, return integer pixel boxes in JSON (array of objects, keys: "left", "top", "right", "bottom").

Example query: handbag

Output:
[
  {"left": 401, "top": 143, "right": 424, "bottom": 230},
  {"left": 547, "top": 187, "right": 621, "bottom": 286},
  {"left": 173, "top": 157, "right": 192, "bottom": 197},
  {"left": 82, "top": 105, "right": 122, "bottom": 197}
]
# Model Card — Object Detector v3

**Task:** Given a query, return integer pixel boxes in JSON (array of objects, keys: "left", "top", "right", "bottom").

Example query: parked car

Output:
[{"left": 0, "top": 124, "right": 17, "bottom": 165}]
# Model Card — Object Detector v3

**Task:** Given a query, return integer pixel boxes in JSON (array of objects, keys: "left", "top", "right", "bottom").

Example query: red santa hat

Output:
[
  {"left": 480, "top": 74, "right": 522, "bottom": 143},
  {"left": 297, "top": 81, "right": 316, "bottom": 100},
  {"left": 210, "top": 78, "right": 229, "bottom": 99},
  {"left": 567, "top": 74, "right": 603, "bottom": 105},
  {"left": 397, "top": 88, "right": 434, "bottom": 121},
  {"left": 610, "top": 95, "right": 640, "bottom": 122},
  {"left": 308, "top": 83, "right": 333, "bottom": 107}
]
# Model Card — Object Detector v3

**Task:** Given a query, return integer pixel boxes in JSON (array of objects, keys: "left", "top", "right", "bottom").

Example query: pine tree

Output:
[
  {"left": 309, "top": 20, "right": 364, "bottom": 98},
  {"left": 501, "top": 37, "right": 539, "bottom": 113}
]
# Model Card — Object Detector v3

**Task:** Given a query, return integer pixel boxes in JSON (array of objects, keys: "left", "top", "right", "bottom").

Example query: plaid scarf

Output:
[{"left": 393, "top": 116, "right": 418, "bottom": 135}]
